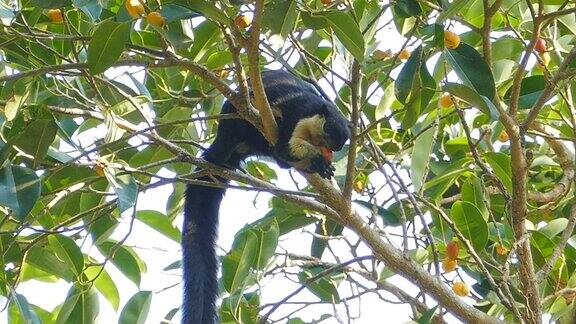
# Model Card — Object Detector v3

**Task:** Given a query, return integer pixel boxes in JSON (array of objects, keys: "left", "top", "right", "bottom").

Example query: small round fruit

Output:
[
  {"left": 398, "top": 48, "right": 410, "bottom": 60},
  {"left": 373, "top": 49, "right": 392, "bottom": 60},
  {"left": 215, "top": 69, "right": 229, "bottom": 78},
  {"left": 47, "top": 9, "right": 63, "bottom": 23},
  {"left": 538, "top": 51, "right": 551, "bottom": 67},
  {"left": 446, "top": 241, "right": 459, "bottom": 259},
  {"left": 321, "top": 0, "right": 332, "bottom": 5},
  {"left": 147, "top": 11, "right": 165, "bottom": 27},
  {"left": 234, "top": 15, "right": 251, "bottom": 29},
  {"left": 442, "top": 258, "right": 458, "bottom": 273},
  {"left": 534, "top": 37, "right": 547, "bottom": 53},
  {"left": 452, "top": 281, "right": 470, "bottom": 296},
  {"left": 495, "top": 243, "right": 509, "bottom": 256},
  {"left": 353, "top": 180, "right": 364, "bottom": 193},
  {"left": 444, "top": 30, "right": 461, "bottom": 49},
  {"left": 126, "top": 0, "right": 145, "bottom": 19},
  {"left": 320, "top": 146, "right": 333, "bottom": 161},
  {"left": 498, "top": 131, "right": 509, "bottom": 142},
  {"left": 439, "top": 94, "right": 453, "bottom": 108}
]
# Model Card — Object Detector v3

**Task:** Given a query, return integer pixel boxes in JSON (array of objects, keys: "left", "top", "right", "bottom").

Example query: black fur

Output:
[{"left": 182, "top": 70, "right": 350, "bottom": 323}]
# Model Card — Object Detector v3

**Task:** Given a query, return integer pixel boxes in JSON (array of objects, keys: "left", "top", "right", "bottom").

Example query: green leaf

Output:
[
  {"left": 394, "top": 0, "right": 422, "bottom": 18},
  {"left": 417, "top": 306, "right": 438, "bottom": 324},
  {"left": 252, "top": 220, "right": 279, "bottom": 270},
  {"left": 118, "top": 291, "right": 152, "bottom": 324},
  {"left": 311, "top": 219, "right": 343, "bottom": 258},
  {"left": 97, "top": 241, "right": 144, "bottom": 286},
  {"left": 109, "top": 174, "right": 137, "bottom": 213},
  {"left": 12, "top": 118, "right": 57, "bottom": 160},
  {"left": 25, "top": 246, "right": 73, "bottom": 281},
  {"left": 461, "top": 177, "right": 488, "bottom": 221},
  {"left": 136, "top": 210, "right": 181, "bottom": 242},
  {"left": 262, "top": 0, "right": 299, "bottom": 39},
  {"left": 222, "top": 230, "right": 258, "bottom": 293},
  {"left": 298, "top": 266, "right": 345, "bottom": 303},
  {"left": 503, "top": 75, "right": 545, "bottom": 109},
  {"left": 30, "top": 0, "right": 71, "bottom": 8},
  {"left": 442, "top": 82, "right": 499, "bottom": 120},
  {"left": 182, "top": 0, "right": 228, "bottom": 24},
  {"left": 48, "top": 234, "right": 84, "bottom": 276},
  {"left": 87, "top": 20, "right": 131, "bottom": 74},
  {"left": 321, "top": 11, "right": 365, "bottom": 62},
  {"left": 354, "top": 200, "right": 403, "bottom": 226},
  {"left": 84, "top": 266, "right": 120, "bottom": 310},
  {"left": 444, "top": 43, "right": 495, "bottom": 100},
  {"left": 160, "top": 4, "right": 199, "bottom": 23},
  {"left": 411, "top": 126, "right": 436, "bottom": 192},
  {"left": 55, "top": 284, "right": 99, "bottom": 324},
  {"left": 395, "top": 46, "right": 422, "bottom": 104},
  {"left": 436, "top": 0, "right": 474, "bottom": 22},
  {"left": 0, "top": 164, "right": 41, "bottom": 221},
  {"left": 484, "top": 152, "right": 512, "bottom": 193},
  {"left": 8, "top": 291, "right": 41, "bottom": 324},
  {"left": 450, "top": 201, "right": 488, "bottom": 252}
]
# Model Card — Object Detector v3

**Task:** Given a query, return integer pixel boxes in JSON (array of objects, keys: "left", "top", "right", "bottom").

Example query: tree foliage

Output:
[{"left": 0, "top": 0, "right": 575, "bottom": 323}]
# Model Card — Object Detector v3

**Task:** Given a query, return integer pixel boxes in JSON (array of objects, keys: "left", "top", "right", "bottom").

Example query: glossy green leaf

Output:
[
  {"left": 436, "top": 0, "right": 474, "bottom": 22},
  {"left": 136, "top": 210, "right": 181, "bottom": 242},
  {"left": 12, "top": 118, "right": 57, "bottom": 163},
  {"left": 160, "top": 4, "right": 199, "bottom": 23},
  {"left": 262, "top": 0, "right": 298, "bottom": 39},
  {"left": 111, "top": 174, "right": 138, "bottom": 213},
  {"left": 8, "top": 291, "right": 41, "bottom": 324},
  {"left": 48, "top": 234, "right": 84, "bottom": 276},
  {"left": 354, "top": 200, "right": 403, "bottom": 226},
  {"left": 394, "top": 0, "right": 422, "bottom": 18},
  {"left": 442, "top": 82, "right": 498, "bottom": 120},
  {"left": 444, "top": 43, "right": 495, "bottom": 100},
  {"left": 55, "top": 284, "right": 99, "bottom": 324},
  {"left": 87, "top": 20, "right": 131, "bottom": 74},
  {"left": 321, "top": 11, "right": 365, "bottom": 62},
  {"left": 450, "top": 201, "right": 488, "bottom": 252},
  {"left": 503, "top": 75, "right": 545, "bottom": 109},
  {"left": 0, "top": 164, "right": 41, "bottom": 221},
  {"left": 30, "top": 0, "right": 71, "bottom": 8},
  {"left": 484, "top": 152, "right": 512, "bottom": 193},
  {"left": 25, "top": 246, "right": 73, "bottom": 281},
  {"left": 84, "top": 266, "right": 120, "bottom": 310},
  {"left": 252, "top": 219, "right": 279, "bottom": 270},
  {"left": 118, "top": 291, "right": 152, "bottom": 324},
  {"left": 411, "top": 126, "right": 436, "bottom": 192},
  {"left": 298, "top": 266, "right": 345, "bottom": 303},
  {"left": 222, "top": 230, "right": 258, "bottom": 293},
  {"left": 417, "top": 306, "right": 438, "bottom": 324},
  {"left": 181, "top": 0, "right": 228, "bottom": 24},
  {"left": 97, "top": 241, "right": 144, "bottom": 286},
  {"left": 461, "top": 177, "right": 488, "bottom": 220},
  {"left": 311, "top": 219, "right": 343, "bottom": 258}
]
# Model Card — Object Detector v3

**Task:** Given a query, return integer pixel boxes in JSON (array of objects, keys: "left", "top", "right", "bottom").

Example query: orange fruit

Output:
[
  {"left": 439, "top": 94, "right": 453, "bottom": 108},
  {"left": 498, "top": 131, "right": 509, "bottom": 142},
  {"left": 147, "top": 11, "right": 165, "bottom": 27},
  {"left": 452, "top": 281, "right": 470, "bottom": 296},
  {"left": 535, "top": 38, "right": 547, "bottom": 53},
  {"left": 126, "top": 0, "right": 145, "bottom": 19},
  {"left": 95, "top": 164, "right": 105, "bottom": 176},
  {"left": 398, "top": 48, "right": 410, "bottom": 60},
  {"left": 442, "top": 258, "right": 458, "bottom": 273},
  {"left": 444, "top": 30, "right": 461, "bottom": 49},
  {"left": 47, "top": 9, "right": 63, "bottom": 23},
  {"left": 495, "top": 243, "right": 509, "bottom": 256},
  {"left": 234, "top": 15, "right": 251, "bottom": 29},
  {"left": 215, "top": 69, "right": 229, "bottom": 78},
  {"left": 321, "top": 0, "right": 332, "bottom": 5},
  {"left": 446, "top": 241, "right": 459, "bottom": 259}
]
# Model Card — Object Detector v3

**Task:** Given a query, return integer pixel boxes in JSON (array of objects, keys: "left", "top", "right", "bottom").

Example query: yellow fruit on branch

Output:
[
  {"left": 444, "top": 30, "right": 461, "bottom": 49},
  {"left": 47, "top": 9, "right": 64, "bottom": 23},
  {"left": 452, "top": 281, "right": 470, "bottom": 296},
  {"left": 398, "top": 48, "right": 410, "bottom": 60},
  {"left": 126, "top": 0, "right": 145, "bottom": 19},
  {"left": 442, "top": 257, "right": 458, "bottom": 273},
  {"left": 439, "top": 94, "right": 454, "bottom": 108},
  {"left": 498, "top": 131, "right": 509, "bottom": 142},
  {"left": 446, "top": 241, "right": 459, "bottom": 259},
  {"left": 147, "top": 11, "right": 165, "bottom": 27}
]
